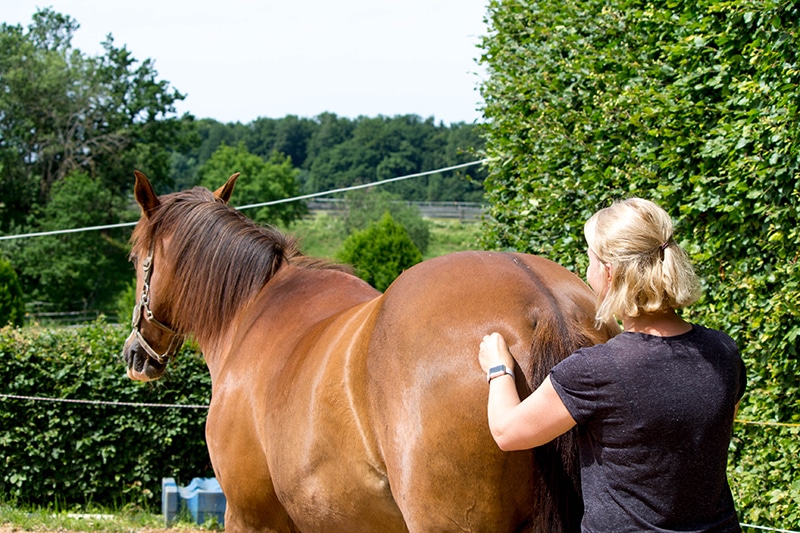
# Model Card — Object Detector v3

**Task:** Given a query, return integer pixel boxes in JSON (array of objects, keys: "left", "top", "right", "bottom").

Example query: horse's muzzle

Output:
[{"left": 123, "top": 331, "right": 168, "bottom": 381}]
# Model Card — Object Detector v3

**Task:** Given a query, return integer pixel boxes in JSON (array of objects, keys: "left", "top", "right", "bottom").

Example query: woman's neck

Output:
[{"left": 622, "top": 309, "right": 692, "bottom": 337}]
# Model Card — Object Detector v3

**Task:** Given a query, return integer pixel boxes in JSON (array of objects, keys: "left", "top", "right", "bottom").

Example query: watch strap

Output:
[{"left": 487, "top": 364, "right": 514, "bottom": 382}]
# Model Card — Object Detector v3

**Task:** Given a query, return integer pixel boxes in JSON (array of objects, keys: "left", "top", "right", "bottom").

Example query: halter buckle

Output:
[{"left": 128, "top": 253, "right": 184, "bottom": 364}]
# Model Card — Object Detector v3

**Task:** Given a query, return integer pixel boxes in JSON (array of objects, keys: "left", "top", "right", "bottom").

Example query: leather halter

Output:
[{"left": 128, "top": 250, "right": 183, "bottom": 365}]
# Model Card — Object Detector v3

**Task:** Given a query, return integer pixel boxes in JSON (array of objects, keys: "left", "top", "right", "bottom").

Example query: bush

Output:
[
  {"left": 343, "top": 188, "right": 431, "bottom": 255},
  {"left": 479, "top": 0, "right": 799, "bottom": 527},
  {"left": 113, "top": 279, "right": 138, "bottom": 325},
  {"left": 0, "top": 319, "right": 213, "bottom": 506},
  {"left": 337, "top": 212, "right": 422, "bottom": 292},
  {"left": 0, "top": 258, "right": 24, "bottom": 327}
]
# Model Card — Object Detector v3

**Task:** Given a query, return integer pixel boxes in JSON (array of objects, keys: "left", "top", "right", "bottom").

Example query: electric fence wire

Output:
[
  {"left": 0, "top": 159, "right": 488, "bottom": 241},
  {"left": 0, "top": 393, "right": 208, "bottom": 409},
  {"left": 741, "top": 524, "right": 800, "bottom": 533}
]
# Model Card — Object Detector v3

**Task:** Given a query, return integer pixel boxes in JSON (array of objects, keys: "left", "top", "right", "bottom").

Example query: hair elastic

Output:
[{"left": 660, "top": 241, "right": 670, "bottom": 251}]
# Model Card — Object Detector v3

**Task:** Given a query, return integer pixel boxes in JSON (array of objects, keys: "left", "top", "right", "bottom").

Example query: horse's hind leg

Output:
[{"left": 384, "top": 429, "right": 539, "bottom": 532}]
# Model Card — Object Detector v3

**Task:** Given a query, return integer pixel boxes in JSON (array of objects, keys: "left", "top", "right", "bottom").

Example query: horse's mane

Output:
[{"left": 130, "top": 186, "right": 348, "bottom": 344}]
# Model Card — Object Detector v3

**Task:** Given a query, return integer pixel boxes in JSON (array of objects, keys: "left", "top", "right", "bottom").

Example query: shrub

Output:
[
  {"left": 343, "top": 188, "right": 431, "bottom": 255},
  {"left": 113, "top": 279, "right": 138, "bottom": 325},
  {"left": 337, "top": 212, "right": 422, "bottom": 292},
  {"left": 0, "top": 319, "right": 213, "bottom": 507}
]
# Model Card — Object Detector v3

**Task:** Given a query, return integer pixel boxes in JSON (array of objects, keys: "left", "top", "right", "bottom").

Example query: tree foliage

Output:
[
  {"left": 0, "top": 8, "right": 192, "bottom": 233},
  {"left": 179, "top": 114, "right": 486, "bottom": 202},
  {"left": 336, "top": 212, "right": 422, "bottom": 292},
  {"left": 479, "top": 0, "right": 799, "bottom": 526},
  {"left": 197, "top": 143, "right": 307, "bottom": 226},
  {"left": 7, "top": 171, "right": 133, "bottom": 315},
  {"left": 0, "top": 257, "right": 24, "bottom": 327},
  {"left": 0, "top": 8, "right": 194, "bottom": 316}
]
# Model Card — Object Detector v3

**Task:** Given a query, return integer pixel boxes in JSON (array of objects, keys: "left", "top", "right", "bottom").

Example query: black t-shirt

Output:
[{"left": 550, "top": 324, "right": 746, "bottom": 532}]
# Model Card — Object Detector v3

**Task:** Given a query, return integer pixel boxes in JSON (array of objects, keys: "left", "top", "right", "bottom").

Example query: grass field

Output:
[
  {"left": 0, "top": 501, "right": 214, "bottom": 532},
  {"left": 281, "top": 212, "right": 484, "bottom": 261}
]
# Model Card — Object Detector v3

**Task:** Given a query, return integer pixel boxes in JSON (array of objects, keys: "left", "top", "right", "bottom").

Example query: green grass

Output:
[
  {"left": 281, "top": 212, "right": 483, "bottom": 261},
  {"left": 0, "top": 500, "right": 219, "bottom": 531},
  {"left": 281, "top": 212, "right": 348, "bottom": 259},
  {"left": 0, "top": 502, "right": 151, "bottom": 531},
  {"left": 423, "top": 218, "right": 483, "bottom": 259}
]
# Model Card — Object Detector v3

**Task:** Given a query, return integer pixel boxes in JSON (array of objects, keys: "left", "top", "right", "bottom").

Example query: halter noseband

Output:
[{"left": 129, "top": 250, "right": 183, "bottom": 365}]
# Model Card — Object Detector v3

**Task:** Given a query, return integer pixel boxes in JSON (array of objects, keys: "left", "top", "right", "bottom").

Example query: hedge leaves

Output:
[
  {"left": 479, "top": 0, "right": 799, "bottom": 527},
  {"left": 0, "top": 320, "right": 213, "bottom": 506}
]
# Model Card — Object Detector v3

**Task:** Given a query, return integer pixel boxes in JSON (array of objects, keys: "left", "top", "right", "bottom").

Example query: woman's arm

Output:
[{"left": 479, "top": 332, "right": 577, "bottom": 451}]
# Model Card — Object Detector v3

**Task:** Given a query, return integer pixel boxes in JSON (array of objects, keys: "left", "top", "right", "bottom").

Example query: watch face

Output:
[{"left": 488, "top": 365, "right": 513, "bottom": 382}]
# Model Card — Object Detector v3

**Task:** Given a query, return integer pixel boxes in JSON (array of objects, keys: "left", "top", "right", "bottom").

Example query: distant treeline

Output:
[{"left": 171, "top": 113, "right": 486, "bottom": 203}]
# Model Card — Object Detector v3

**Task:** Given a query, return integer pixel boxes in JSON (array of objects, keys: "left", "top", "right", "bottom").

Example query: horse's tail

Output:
[{"left": 520, "top": 308, "right": 598, "bottom": 533}]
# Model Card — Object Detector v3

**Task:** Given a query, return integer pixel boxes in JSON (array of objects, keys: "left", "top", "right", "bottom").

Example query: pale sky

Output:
[{"left": 7, "top": 0, "right": 489, "bottom": 125}]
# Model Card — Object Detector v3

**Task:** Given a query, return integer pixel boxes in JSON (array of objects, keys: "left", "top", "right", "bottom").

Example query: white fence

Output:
[{"left": 307, "top": 198, "right": 485, "bottom": 221}]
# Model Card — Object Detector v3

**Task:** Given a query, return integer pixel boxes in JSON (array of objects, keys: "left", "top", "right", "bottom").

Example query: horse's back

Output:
[{"left": 365, "top": 251, "right": 612, "bottom": 532}]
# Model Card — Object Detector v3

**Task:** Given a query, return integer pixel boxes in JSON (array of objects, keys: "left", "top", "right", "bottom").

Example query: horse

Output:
[{"left": 122, "top": 170, "right": 619, "bottom": 532}]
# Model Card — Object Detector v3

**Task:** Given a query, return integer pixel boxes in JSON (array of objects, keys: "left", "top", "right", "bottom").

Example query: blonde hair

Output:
[{"left": 584, "top": 197, "right": 701, "bottom": 324}]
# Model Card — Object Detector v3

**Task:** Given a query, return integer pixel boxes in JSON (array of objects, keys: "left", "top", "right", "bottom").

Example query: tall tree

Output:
[
  {"left": 0, "top": 8, "right": 191, "bottom": 232},
  {"left": 7, "top": 171, "right": 132, "bottom": 315},
  {"left": 0, "top": 256, "right": 25, "bottom": 327},
  {"left": 243, "top": 115, "right": 316, "bottom": 168},
  {"left": 197, "top": 143, "right": 307, "bottom": 226},
  {"left": 0, "top": 8, "right": 193, "bottom": 316}
]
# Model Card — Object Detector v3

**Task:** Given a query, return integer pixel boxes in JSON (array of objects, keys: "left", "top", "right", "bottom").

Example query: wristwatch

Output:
[{"left": 487, "top": 364, "right": 515, "bottom": 383}]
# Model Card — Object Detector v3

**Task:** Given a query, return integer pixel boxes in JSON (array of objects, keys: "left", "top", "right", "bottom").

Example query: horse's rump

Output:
[{"left": 362, "top": 251, "right": 611, "bottom": 531}]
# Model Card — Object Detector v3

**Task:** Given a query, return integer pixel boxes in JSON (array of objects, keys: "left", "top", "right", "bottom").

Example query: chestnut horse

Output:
[{"left": 123, "top": 171, "right": 618, "bottom": 532}]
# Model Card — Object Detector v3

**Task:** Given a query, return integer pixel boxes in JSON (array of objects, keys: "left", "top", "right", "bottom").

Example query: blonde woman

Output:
[{"left": 480, "top": 198, "right": 745, "bottom": 531}]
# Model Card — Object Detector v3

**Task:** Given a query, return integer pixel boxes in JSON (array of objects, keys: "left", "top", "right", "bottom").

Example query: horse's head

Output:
[{"left": 123, "top": 170, "right": 239, "bottom": 381}]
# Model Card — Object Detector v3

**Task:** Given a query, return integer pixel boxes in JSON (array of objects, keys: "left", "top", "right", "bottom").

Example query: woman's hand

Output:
[
  {"left": 480, "top": 331, "right": 577, "bottom": 451},
  {"left": 479, "top": 332, "right": 516, "bottom": 373}
]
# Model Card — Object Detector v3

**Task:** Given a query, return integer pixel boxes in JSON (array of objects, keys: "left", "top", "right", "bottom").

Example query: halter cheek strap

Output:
[{"left": 129, "top": 253, "right": 184, "bottom": 365}]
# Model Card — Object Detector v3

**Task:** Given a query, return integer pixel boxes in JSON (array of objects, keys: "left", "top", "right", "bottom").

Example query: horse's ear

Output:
[
  {"left": 133, "top": 170, "right": 160, "bottom": 217},
  {"left": 213, "top": 173, "right": 240, "bottom": 204}
]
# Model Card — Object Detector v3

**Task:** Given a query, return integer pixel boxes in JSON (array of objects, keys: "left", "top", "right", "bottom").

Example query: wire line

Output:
[
  {"left": 0, "top": 159, "right": 487, "bottom": 241},
  {"left": 0, "top": 393, "right": 208, "bottom": 410}
]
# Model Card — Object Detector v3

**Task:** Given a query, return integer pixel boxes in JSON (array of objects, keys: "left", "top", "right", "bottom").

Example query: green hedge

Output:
[
  {"left": 0, "top": 320, "right": 213, "bottom": 506},
  {"left": 479, "top": 0, "right": 799, "bottom": 528}
]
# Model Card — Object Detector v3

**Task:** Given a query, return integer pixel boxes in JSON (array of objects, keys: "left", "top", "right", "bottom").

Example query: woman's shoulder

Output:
[{"left": 684, "top": 324, "right": 739, "bottom": 352}]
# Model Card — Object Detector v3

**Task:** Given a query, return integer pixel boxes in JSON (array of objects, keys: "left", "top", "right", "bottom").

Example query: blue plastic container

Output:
[{"left": 162, "top": 477, "right": 226, "bottom": 526}]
